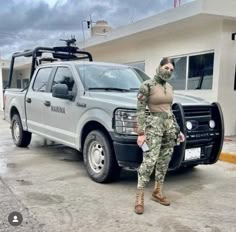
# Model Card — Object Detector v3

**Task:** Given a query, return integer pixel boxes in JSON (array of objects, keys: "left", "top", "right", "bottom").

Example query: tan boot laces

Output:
[{"left": 135, "top": 188, "right": 144, "bottom": 205}]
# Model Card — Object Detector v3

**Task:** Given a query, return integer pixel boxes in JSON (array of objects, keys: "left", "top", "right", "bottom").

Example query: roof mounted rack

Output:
[{"left": 7, "top": 37, "right": 93, "bottom": 88}]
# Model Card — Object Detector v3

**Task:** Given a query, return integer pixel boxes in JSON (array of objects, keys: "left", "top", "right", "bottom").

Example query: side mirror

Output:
[{"left": 52, "top": 84, "right": 74, "bottom": 100}]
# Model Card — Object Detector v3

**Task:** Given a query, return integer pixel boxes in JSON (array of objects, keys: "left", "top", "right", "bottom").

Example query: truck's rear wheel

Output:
[
  {"left": 11, "top": 114, "right": 32, "bottom": 147},
  {"left": 83, "top": 130, "right": 120, "bottom": 183}
]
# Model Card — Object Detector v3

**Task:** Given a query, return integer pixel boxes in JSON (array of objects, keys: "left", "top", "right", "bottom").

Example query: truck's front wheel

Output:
[
  {"left": 11, "top": 114, "right": 32, "bottom": 147},
  {"left": 83, "top": 130, "right": 120, "bottom": 183}
]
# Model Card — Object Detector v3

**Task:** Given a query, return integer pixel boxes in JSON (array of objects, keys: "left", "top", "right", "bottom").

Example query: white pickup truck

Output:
[{"left": 3, "top": 43, "right": 225, "bottom": 183}]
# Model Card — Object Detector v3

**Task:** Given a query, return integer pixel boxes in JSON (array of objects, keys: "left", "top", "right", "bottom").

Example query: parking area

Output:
[{"left": 0, "top": 116, "right": 236, "bottom": 232}]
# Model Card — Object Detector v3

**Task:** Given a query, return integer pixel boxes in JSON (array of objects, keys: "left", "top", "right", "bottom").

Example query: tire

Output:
[
  {"left": 11, "top": 114, "right": 32, "bottom": 147},
  {"left": 83, "top": 130, "right": 121, "bottom": 183}
]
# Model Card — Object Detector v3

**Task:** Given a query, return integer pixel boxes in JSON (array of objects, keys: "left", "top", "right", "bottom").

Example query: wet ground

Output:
[{"left": 0, "top": 115, "right": 236, "bottom": 232}]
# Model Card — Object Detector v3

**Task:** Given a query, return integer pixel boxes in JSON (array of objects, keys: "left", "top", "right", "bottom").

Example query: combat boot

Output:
[
  {"left": 134, "top": 187, "right": 144, "bottom": 214},
  {"left": 152, "top": 182, "right": 170, "bottom": 206}
]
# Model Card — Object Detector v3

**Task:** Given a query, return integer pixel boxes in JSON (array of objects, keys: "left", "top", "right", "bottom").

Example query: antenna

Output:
[{"left": 81, "top": 16, "right": 96, "bottom": 43}]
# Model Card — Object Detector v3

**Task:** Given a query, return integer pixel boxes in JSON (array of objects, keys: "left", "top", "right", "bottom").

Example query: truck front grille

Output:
[
  {"left": 173, "top": 104, "right": 220, "bottom": 148},
  {"left": 170, "top": 102, "right": 224, "bottom": 169}
]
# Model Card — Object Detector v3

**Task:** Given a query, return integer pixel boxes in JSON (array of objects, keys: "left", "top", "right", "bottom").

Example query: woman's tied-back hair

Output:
[{"left": 160, "top": 57, "right": 175, "bottom": 68}]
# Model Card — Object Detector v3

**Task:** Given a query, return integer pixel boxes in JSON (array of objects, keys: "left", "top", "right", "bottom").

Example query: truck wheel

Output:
[
  {"left": 11, "top": 114, "right": 32, "bottom": 147},
  {"left": 83, "top": 130, "right": 120, "bottom": 183}
]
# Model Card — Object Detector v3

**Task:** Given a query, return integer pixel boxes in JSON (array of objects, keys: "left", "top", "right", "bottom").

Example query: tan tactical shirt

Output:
[
  {"left": 148, "top": 82, "right": 173, "bottom": 113},
  {"left": 136, "top": 79, "right": 175, "bottom": 135}
]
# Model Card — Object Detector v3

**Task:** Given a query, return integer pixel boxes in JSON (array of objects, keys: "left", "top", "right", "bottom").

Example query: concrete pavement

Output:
[{"left": 0, "top": 115, "right": 236, "bottom": 232}]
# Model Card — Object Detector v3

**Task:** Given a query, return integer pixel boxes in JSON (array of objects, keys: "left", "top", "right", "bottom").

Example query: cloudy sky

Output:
[{"left": 0, "top": 0, "right": 194, "bottom": 59}]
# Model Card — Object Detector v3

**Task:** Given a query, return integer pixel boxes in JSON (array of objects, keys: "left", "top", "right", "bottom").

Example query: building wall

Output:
[
  {"left": 0, "top": 64, "right": 30, "bottom": 111},
  {"left": 2, "top": 68, "right": 30, "bottom": 89},
  {"left": 14, "top": 68, "right": 31, "bottom": 88},
  {"left": 2, "top": 69, "right": 9, "bottom": 87},
  {"left": 217, "top": 20, "right": 236, "bottom": 135}
]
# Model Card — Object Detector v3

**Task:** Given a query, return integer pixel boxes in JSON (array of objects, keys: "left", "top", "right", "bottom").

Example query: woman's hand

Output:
[
  {"left": 179, "top": 131, "right": 185, "bottom": 142},
  {"left": 137, "top": 135, "right": 146, "bottom": 147}
]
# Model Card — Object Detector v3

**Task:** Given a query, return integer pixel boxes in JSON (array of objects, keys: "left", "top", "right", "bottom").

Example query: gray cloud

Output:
[{"left": 0, "top": 0, "right": 194, "bottom": 58}]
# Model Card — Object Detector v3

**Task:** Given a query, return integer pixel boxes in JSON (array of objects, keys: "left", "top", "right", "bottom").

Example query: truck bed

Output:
[{"left": 4, "top": 88, "right": 27, "bottom": 129}]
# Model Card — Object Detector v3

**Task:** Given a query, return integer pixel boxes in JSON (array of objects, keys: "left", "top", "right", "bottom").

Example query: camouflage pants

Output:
[{"left": 137, "top": 112, "right": 177, "bottom": 188}]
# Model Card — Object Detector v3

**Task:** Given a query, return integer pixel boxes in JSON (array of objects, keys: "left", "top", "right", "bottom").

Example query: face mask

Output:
[{"left": 158, "top": 68, "right": 173, "bottom": 81}]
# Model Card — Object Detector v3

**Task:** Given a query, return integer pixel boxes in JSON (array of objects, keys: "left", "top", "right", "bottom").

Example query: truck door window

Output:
[
  {"left": 33, "top": 67, "right": 52, "bottom": 92},
  {"left": 52, "top": 67, "right": 75, "bottom": 91}
]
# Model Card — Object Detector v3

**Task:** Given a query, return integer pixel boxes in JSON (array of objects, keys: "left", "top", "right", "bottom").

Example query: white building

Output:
[
  {"left": 0, "top": 59, "right": 31, "bottom": 110},
  {"left": 1, "top": 0, "right": 236, "bottom": 135}
]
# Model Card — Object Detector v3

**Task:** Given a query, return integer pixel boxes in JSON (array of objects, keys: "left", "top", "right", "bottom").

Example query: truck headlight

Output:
[
  {"left": 209, "top": 120, "right": 215, "bottom": 129},
  {"left": 114, "top": 109, "right": 137, "bottom": 135}
]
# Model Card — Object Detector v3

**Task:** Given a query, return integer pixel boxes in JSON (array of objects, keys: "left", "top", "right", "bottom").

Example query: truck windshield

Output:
[{"left": 76, "top": 64, "right": 150, "bottom": 91}]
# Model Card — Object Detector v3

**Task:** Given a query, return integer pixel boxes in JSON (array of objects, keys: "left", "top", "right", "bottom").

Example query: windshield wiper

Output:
[
  {"left": 129, "top": 88, "right": 139, "bottom": 91},
  {"left": 88, "top": 87, "right": 130, "bottom": 92}
]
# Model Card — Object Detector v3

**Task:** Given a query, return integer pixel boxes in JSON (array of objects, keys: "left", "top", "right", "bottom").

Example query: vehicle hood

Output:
[{"left": 88, "top": 91, "right": 210, "bottom": 108}]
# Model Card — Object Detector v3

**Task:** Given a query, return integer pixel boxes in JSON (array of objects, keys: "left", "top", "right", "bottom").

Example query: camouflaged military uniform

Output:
[{"left": 136, "top": 66, "right": 180, "bottom": 188}]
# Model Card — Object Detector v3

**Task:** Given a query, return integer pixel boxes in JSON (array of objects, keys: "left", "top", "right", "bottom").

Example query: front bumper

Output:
[
  {"left": 111, "top": 132, "right": 222, "bottom": 170},
  {"left": 111, "top": 102, "right": 224, "bottom": 170}
]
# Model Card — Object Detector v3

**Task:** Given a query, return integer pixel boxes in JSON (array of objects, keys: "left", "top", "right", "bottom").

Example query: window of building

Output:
[
  {"left": 52, "top": 67, "right": 75, "bottom": 91},
  {"left": 169, "top": 57, "right": 187, "bottom": 90},
  {"left": 188, "top": 53, "right": 214, "bottom": 90},
  {"left": 3, "top": 80, "right": 8, "bottom": 89},
  {"left": 33, "top": 67, "right": 52, "bottom": 92},
  {"left": 126, "top": 61, "right": 145, "bottom": 72},
  {"left": 22, "top": 79, "right": 30, "bottom": 88},
  {"left": 16, "top": 80, "right": 21, "bottom": 89},
  {"left": 169, "top": 52, "right": 214, "bottom": 90}
]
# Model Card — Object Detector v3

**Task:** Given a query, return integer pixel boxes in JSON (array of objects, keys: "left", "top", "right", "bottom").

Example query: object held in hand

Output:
[{"left": 141, "top": 142, "right": 150, "bottom": 152}]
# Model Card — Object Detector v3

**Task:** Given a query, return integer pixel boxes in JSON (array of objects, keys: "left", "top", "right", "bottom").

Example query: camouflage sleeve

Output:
[
  {"left": 172, "top": 112, "right": 180, "bottom": 134},
  {"left": 136, "top": 82, "right": 149, "bottom": 135},
  {"left": 170, "top": 85, "right": 181, "bottom": 134}
]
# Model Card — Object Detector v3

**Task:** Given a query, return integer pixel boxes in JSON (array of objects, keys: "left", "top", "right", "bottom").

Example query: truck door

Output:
[
  {"left": 26, "top": 67, "right": 53, "bottom": 134},
  {"left": 42, "top": 66, "right": 80, "bottom": 147}
]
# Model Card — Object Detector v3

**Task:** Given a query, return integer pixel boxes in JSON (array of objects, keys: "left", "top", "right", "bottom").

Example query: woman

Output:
[{"left": 134, "top": 57, "right": 185, "bottom": 214}]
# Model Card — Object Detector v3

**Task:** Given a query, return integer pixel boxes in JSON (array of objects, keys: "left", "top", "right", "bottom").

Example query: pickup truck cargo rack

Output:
[{"left": 7, "top": 39, "right": 93, "bottom": 88}]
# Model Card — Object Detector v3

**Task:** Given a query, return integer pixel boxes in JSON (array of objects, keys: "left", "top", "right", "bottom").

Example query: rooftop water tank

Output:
[{"left": 91, "top": 20, "right": 112, "bottom": 37}]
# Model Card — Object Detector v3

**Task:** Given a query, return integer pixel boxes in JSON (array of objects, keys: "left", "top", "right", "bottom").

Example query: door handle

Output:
[
  {"left": 44, "top": 101, "right": 51, "bottom": 107},
  {"left": 26, "top": 98, "right": 31, "bottom": 103}
]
